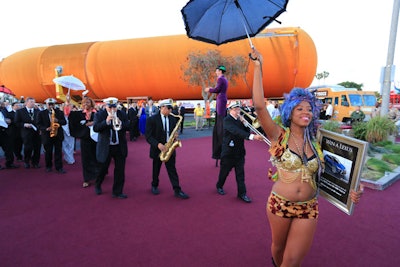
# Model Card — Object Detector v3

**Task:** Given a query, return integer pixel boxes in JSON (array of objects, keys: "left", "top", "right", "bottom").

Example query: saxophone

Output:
[
  {"left": 159, "top": 113, "right": 183, "bottom": 162},
  {"left": 50, "top": 109, "right": 60, "bottom": 137}
]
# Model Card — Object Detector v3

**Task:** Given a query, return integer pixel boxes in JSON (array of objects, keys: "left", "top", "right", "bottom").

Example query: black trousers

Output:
[
  {"left": 13, "top": 132, "right": 23, "bottom": 160},
  {"left": 96, "top": 145, "right": 126, "bottom": 195},
  {"left": 152, "top": 153, "right": 181, "bottom": 191},
  {"left": 212, "top": 114, "right": 224, "bottom": 159},
  {"left": 43, "top": 138, "right": 63, "bottom": 170},
  {"left": 80, "top": 138, "right": 98, "bottom": 182},
  {"left": 216, "top": 155, "right": 246, "bottom": 196},
  {"left": 0, "top": 130, "right": 14, "bottom": 166},
  {"left": 23, "top": 132, "right": 41, "bottom": 165}
]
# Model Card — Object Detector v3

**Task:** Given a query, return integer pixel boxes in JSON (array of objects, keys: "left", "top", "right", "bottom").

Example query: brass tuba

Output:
[
  {"left": 50, "top": 109, "right": 60, "bottom": 138},
  {"left": 159, "top": 113, "right": 183, "bottom": 162}
]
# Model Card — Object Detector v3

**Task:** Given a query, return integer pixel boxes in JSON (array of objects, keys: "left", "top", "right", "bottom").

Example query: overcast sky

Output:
[{"left": 1, "top": 0, "right": 399, "bottom": 92}]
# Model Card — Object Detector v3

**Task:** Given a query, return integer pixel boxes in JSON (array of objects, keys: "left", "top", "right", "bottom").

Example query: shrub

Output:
[
  {"left": 321, "top": 120, "right": 341, "bottom": 133},
  {"left": 365, "top": 116, "right": 396, "bottom": 143},
  {"left": 352, "top": 122, "right": 367, "bottom": 141}
]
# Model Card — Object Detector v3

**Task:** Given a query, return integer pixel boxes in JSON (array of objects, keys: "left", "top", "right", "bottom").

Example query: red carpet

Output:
[{"left": 0, "top": 135, "right": 399, "bottom": 267}]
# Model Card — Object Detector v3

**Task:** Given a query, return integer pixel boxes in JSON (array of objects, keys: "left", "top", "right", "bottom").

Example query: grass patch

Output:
[
  {"left": 383, "top": 144, "right": 400, "bottom": 153},
  {"left": 365, "top": 158, "right": 392, "bottom": 173},
  {"left": 381, "top": 154, "right": 400, "bottom": 165}
]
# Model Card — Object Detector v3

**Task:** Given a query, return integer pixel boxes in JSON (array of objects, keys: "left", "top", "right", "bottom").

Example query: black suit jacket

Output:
[
  {"left": 93, "top": 109, "right": 129, "bottom": 163},
  {"left": 179, "top": 106, "right": 186, "bottom": 116},
  {"left": 145, "top": 113, "right": 178, "bottom": 159},
  {"left": 37, "top": 108, "right": 67, "bottom": 143},
  {"left": 68, "top": 110, "right": 95, "bottom": 139},
  {"left": 127, "top": 107, "right": 138, "bottom": 123},
  {"left": 3, "top": 109, "right": 18, "bottom": 137},
  {"left": 14, "top": 107, "right": 40, "bottom": 139},
  {"left": 221, "top": 114, "right": 251, "bottom": 158}
]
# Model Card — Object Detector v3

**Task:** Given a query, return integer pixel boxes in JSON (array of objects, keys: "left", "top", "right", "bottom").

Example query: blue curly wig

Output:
[{"left": 280, "top": 87, "right": 321, "bottom": 137}]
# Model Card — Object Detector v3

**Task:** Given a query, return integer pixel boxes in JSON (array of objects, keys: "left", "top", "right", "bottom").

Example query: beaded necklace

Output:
[
  {"left": 288, "top": 132, "right": 313, "bottom": 184},
  {"left": 291, "top": 132, "right": 308, "bottom": 164}
]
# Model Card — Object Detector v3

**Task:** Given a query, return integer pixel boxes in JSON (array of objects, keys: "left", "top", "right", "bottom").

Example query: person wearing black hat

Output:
[
  {"left": 37, "top": 98, "right": 67, "bottom": 173},
  {"left": 215, "top": 101, "right": 263, "bottom": 203},
  {"left": 93, "top": 97, "right": 129, "bottom": 199},
  {"left": 204, "top": 65, "right": 229, "bottom": 165},
  {"left": 145, "top": 98, "right": 189, "bottom": 199}
]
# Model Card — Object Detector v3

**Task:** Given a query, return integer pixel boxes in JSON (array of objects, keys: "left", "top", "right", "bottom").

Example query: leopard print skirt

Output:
[{"left": 267, "top": 192, "right": 319, "bottom": 219}]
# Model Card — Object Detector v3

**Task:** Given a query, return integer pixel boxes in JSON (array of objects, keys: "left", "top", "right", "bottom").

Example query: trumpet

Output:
[
  {"left": 111, "top": 109, "right": 122, "bottom": 131},
  {"left": 240, "top": 108, "right": 271, "bottom": 146}
]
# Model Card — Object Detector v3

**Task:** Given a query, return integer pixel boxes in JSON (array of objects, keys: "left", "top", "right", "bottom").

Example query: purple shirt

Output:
[{"left": 209, "top": 75, "right": 228, "bottom": 116}]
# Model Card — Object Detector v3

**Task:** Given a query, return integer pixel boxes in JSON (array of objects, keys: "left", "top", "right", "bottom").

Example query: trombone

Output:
[{"left": 240, "top": 108, "right": 271, "bottom": 146}]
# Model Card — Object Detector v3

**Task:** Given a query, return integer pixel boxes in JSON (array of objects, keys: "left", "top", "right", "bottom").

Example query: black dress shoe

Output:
[
  {"left": 112, "top": 193, "right": 128, "bottom": 199},
  {"left": 0, "top": 165, "right": 4, "bottom": 170},
  {"left": 95, "top": 186, "right": 102, "bottom": 195},
  {"left": 217, "top": 187, "right": 225, "bottom": 195},
  {"left": 151, "top": 186, "right": 160, "bottom": 195},
  {"left": 174, "top": 190, "right": 189, "bottom": 199},
  {"left": 46, "top": 168, "right": 52, "bottom": 172},
  {"left": 24, "top": 163, "right": 30, "bottom": 169},
  {"left": 32, "top": 164, "right": 41, "bottom": 169},
  {"left": 6, "top": 164, "right": 20, "bottom": 169},
  {"left": 56, "top": 168, "right": 66, "bottom": 174},
  {"left": 238, "top": 194, "right": 252, "bottom": 203}
]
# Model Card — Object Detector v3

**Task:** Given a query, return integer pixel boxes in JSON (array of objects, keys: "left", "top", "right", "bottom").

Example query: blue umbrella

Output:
[{"left": 181, "top": 0, "right": 289, "bottom": 47}]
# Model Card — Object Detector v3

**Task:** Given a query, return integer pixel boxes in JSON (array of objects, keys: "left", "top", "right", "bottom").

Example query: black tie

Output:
[
  {"left": 29, "top": 109, "right": 33, "bottom": 121},
  {"left": 111, "top": 129, "right": 117, "bottom": 143},
  {"left": 164, "top": 116, "right": 168, "bottom": 140}
]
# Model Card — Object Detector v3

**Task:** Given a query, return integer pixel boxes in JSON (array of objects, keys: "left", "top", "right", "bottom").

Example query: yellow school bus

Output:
[{"left": 310, "top": 85, "right": 377, "bottom": 122}]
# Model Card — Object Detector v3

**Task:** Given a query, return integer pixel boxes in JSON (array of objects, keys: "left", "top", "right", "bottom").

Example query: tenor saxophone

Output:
[
  {"left": 50, "top": 109, "right": 60, "bottom": 138},
  {"left": 159, "top": 113, "right": 183, "bottom": 162}
]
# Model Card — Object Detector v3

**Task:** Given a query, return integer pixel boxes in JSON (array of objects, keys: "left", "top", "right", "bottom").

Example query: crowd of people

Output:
[
  {"left": 0, "top": 95, "right": 198, "bottom": 199},
  {"left": 1, "top": 56, "right": 372, "bottom": 266}
]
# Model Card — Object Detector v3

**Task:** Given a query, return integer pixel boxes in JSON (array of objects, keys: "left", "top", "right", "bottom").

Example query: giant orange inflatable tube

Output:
[{"left": 0, "top": 27, "right": 317, "bottom": 103}]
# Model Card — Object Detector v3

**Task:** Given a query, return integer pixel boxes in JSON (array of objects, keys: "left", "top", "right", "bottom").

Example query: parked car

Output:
[{"left": 324, "top": 154, "right": 346, "bottom": 175}]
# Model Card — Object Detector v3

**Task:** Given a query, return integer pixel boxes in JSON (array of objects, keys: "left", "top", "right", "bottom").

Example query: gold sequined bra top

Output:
[
  {"left": 269, "top": 127, "right": 321, "bottom": 190},
  {"left": 271, "top": 148, "right": 318, "bottom": 189}
]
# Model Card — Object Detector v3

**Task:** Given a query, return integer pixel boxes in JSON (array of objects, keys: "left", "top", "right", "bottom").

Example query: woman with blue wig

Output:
[{"left": 250, "top": 49, "right": 364, "bottom": 267}]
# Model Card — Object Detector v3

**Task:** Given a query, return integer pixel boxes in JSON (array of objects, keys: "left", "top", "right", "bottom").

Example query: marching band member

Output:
[
  {"left": 15, "top": 97, "right": 42, "bottom": 169},
  {"left": 215, "top": 101, "right": 263, "bottom": 203},
  {"left": 145, "top": 98, "right": 189, "bottom": 199},
  {"left": 93, "top": 97, "right": 129, "bottom": 199},
  {"left": 37, "top": 98, "right": 67, "bottom": 173}
]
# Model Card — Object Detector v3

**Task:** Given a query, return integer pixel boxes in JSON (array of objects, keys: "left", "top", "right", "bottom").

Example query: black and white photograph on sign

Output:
[{"left": 318, "top": 129, "right": 368, "bottom": 215}]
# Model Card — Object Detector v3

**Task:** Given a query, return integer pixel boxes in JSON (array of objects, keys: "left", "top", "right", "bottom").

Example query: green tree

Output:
[
  {"left": 338, "top": 81, "right": 364, "bottom": 90},
  {"left": 315, "top": 71, "right": 329, "bottom": 84},
  {"left": 181, "top": 50, "right": 247, "bottom": 101}
]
